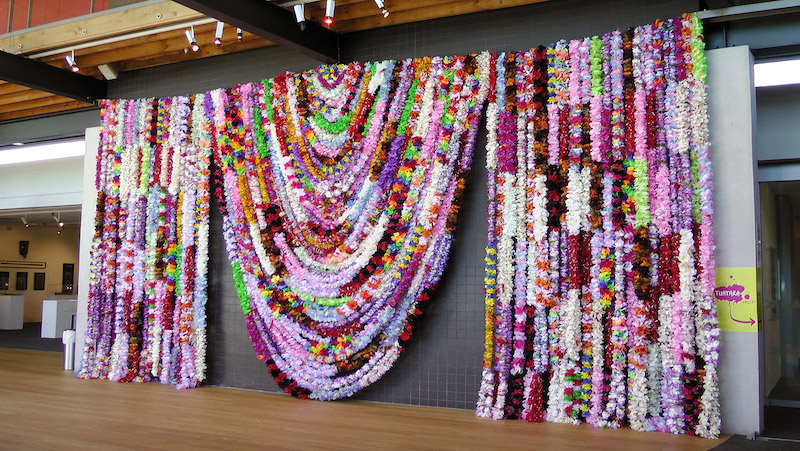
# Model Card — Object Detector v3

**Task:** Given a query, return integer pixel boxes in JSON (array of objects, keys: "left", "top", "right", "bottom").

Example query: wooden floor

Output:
[{"left": 0, "top": 349, "right": 726, "bottom": 450}]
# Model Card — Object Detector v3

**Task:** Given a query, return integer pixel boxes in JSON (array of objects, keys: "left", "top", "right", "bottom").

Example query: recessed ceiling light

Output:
[{"left": 12, "top": 142, "right": 24, "bottom": 146}]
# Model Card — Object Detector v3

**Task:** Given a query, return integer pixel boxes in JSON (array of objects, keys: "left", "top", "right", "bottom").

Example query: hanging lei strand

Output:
[
  {"left": 109, "top": 99, "right": 139, "bottom": 383},
  {"left": 575, "top": 36, "right": 595, "bottom": 422},
  {"left": 491, "top": 52, "right": 518, "bottom": 419},
  {"left": 522, "top": 46, "right": 550, "bottom": 424},
  {"left": 79, "top": 98, "right": 120, "bottom": 379},
  {"left": 477, "top": 52, "right": 504, "bottom": 418},
  {"left": 505, "top": 50, "right": 532, "bottom": 419},
  {"left": 684, "top": 13, "right": 720, "bottom": 439},
  {"left": 545, "top": 39, "right": 571, "bottom": 424}
]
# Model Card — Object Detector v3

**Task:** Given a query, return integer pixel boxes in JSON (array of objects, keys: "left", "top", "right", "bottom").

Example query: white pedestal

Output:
[
  {"left": 41, "top": 299, "right": 78, "bottom": 338},
  {"left": 0, "top": 295, "right": 24, "bottom": 330}
]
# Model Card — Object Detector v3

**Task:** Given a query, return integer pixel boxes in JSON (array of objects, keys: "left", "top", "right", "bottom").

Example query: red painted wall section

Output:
[
  {"left": 10, "top": 0, "right": 29, "bottom": 32},
  {"left": 0, "top": 0, "right": 9, "bottom": 34},
  {"left": 29, "top": 0, "right": 92, "bottom": 28},
  {"left": 1, "top": 0, "right": 139, "bottom": 34}
]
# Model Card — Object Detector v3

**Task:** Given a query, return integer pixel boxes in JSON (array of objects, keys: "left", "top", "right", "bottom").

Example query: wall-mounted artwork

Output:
[
  {"left": 34, "top": 272, "right": 45, "bottom": 291},
  {"left": 0, "top": 271, "right": 8, "bottom": 291},
  {"left": 16, "top": 272, "right": 27, "bottom": 291},
  {"left": 62, "top": 263, "right": 74, "bottom": 294},
  {"left": 18, "top": 241, "right": 29, "bottom": 259}
]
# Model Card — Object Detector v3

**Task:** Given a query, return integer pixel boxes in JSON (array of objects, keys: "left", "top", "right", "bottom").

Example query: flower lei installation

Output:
[
  {"left": 78, "top": 53, "right": 492, "bottom": 396},
  {"left": 476, "top": 14, "right": 720, "bottom": 438},
  {"left": 79, "top": 95, "right": 212, "bottom": 389},
  {"left": 214, "top": 54, "right": 491, "bottom": 399}
]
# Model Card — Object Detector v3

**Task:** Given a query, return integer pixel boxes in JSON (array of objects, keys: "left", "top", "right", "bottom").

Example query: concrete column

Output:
[
  {"left": 708, "top": 46, "right": 763, "bottom": 436},
  {"left": 74, "top": 127, "right": 100, "bottom": 371}
]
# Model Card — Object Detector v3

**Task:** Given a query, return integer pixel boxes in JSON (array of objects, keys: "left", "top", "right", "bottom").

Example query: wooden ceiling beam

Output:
[
  {"left": 0, "top": 51, "right": 107, "bottom": 102},
  {"left": 0, "top": 2, "right": 205, "bottom": 55},
  {"left": 0, "top": 83, "right": 31, "bottom": 96},
  {"left": 173, "top": 0, "right": 340, "bottom": 63},
  {"left": 0, "top": 88, "right": 53, "bottom": 104},
  {"left": 40, "top": 27, "right": 268, "bottom": 69},
  {"left": 0, "top": 100, "right": 94, "bottom": 122},
  {"left": 0, "top": 94, "right": 80, "bottom": 114},
  {"left": 335, "top": 0, "right": 552, "bottom": 33},
  {"left": 116, "top": 37, "right": 272, "bottom": 73}
]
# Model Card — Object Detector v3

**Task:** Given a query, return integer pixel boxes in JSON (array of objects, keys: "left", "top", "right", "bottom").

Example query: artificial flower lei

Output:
[
  {"left": 79, "top": 94, "right": 212, "bottom": 389},
  {"left": 213, "top": 54, "right": 492, "bottom": 399},
  {"left": 477, "top": 14, "right": 720, "bottom": 439}
]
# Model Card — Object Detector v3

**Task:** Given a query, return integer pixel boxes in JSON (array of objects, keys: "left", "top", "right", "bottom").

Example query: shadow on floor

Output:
[
  {"left": 714, "top": 407, "right": 800, "bottom": 450},
  {"left": 0, "top": 322, "right": 63, "bottom": 352}
]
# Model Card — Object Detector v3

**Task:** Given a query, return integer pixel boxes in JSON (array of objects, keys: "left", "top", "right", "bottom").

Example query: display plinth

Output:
[
  {"left": 41, "top": 299, "right": 77, "bottom": 338},
  {"left": 0, "top": 295, "right": 24, "bottom": 330}
]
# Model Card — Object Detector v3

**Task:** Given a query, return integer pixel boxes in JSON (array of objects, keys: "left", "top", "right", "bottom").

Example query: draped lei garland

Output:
[
  {"left": 79, "top": 95, "right": 212, "bottom": 389},
  {"left": 476, "top": 14, "right": 719, "bottom": 438},
  {"left": 213, "top": 54, "right": 491, "bottom": 399}
]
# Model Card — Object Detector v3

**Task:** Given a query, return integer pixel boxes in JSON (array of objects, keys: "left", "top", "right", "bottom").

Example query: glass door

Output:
[{"left": 761, "top": 181, "right": 800, "bottom": 405}]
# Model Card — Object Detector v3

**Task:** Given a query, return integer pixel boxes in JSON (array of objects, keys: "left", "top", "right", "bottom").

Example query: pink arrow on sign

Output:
[{"left": 729, "top": 303, "right": 755, "bottom": 326}]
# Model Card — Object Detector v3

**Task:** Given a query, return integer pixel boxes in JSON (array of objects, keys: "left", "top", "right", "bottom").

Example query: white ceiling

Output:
[{"left": 0, "top": 206, "right": 82, "bottom": 227}]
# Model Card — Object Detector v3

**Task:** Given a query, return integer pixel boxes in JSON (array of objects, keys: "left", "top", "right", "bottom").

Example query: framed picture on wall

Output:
[
  {"left": 62, "top": 263, "right": 74, "bottom": 294},
  {"left": 34, "top": 272, "right": 45, "bottom": 291},
  {"left": 16, "top": 272, "right": 27, "bottom": 291},
  {"left": 0, "top": 271, "right": 8, "bottom": 291}
]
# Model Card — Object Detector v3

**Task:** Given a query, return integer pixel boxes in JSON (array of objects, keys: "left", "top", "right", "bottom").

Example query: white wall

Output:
[
  {"left": 74, "top": 128, "right": 99, "bottom": 371},
  {"left": 0, "top": 154, "right": 84, "bottom": 209},
  {"left": 708, "top": 46, "right": 763, "bottom": 436}
]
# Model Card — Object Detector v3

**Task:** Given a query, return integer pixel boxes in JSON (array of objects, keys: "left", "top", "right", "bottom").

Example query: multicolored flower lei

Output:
[
  {"left": 213, "top": 54, "right": 492, "bottom": 400},
  {"left": 79, "top": 94, "right": 211, "bottom": 389},
  {"left": 477, "top": 14, "right": 719, "bottom": 439}
]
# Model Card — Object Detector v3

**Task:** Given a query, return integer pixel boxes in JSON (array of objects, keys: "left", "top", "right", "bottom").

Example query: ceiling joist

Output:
[
  {"left": 0, "top": 51, "right": 107, "bottom": 102},
  {"left": 173, "top": 0, "right": 340, "bottom": 63}
]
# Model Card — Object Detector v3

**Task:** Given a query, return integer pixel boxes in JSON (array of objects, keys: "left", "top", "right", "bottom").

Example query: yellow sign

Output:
[{"left": 714, "top": 267, "right": 759, "bottom": 332}]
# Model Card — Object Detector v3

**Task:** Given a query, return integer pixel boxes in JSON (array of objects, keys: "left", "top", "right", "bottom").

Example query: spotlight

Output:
[
  {"left": 294, "top": 4, "right": 306, "bottom": 31},
  {"left": 374, "top": 0, "right": 389, "bottom": 17},
  {"left": 57, "top": 229, "right": 62, "bottom": 235},
  {"left": 185, "top": 27, "right": 199, "bottom": 52},
  {"left": 65, "top": 50, "right": 79, "bottom": 72},
  {"left": 52, "top": 212, "right": 64, "bottom": 228},
  {"left": 214, "top": 21, "right": 224, "bottom": 46},
  {"left": 21, "top": 216, "right": 28, "bottom": 228},
  {"left": 324, "top": 0, "right": 335, "bottom": 25},
  {"left": 237, "top": 28, "right": 243, "bottom": 41}
]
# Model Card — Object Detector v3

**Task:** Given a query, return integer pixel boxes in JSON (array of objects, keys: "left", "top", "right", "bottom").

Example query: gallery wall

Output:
[{"left": 0, "top": 223, "right": 79, "bottom": 322}]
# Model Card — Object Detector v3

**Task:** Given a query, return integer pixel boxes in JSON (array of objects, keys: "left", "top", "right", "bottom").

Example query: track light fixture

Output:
[
  {"left": 185, "top": 26, "right": 199, "bottom": 52},
  {"left": 21, "top": 216, "right": 28, "bottom": 228},
  {"left": 294, "top": 4, "right": 306, "bottom": 31},
  {"left": 236, "top": 28, "right": 243, "bottom": 41},
  {"left": 65, "top": 50, "right": 79, "bottom": 72},
  {"left": 324, "top": 0, "right": 335, "bottom": 25},
  {"left": 214, "top": 21, "right": 224, "bottom": 46},
  {"left": 52, "top": 212, "right": 64, "bottom": 228},
  {"left": 374, "top": 0, "right": 389, "bottom": 18}
]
